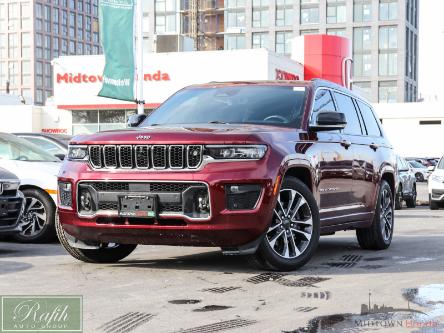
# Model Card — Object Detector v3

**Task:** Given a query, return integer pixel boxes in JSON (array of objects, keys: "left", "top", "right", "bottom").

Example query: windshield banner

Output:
[{"left": 98, "top": 0, "right": 135, "bottom": 101}]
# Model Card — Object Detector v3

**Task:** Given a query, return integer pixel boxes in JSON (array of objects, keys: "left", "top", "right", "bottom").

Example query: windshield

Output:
[
  {"left": 141, "top": 85, "right": 307, "bottom": 128},
  {"left": 409, "top": 160, "right": 425, "bottom": 169},
  {"left": 0, "top": 134, "right": 60, "bottom": 162},
  {"left": 438, "top": 157, "right": 444, "bottom": 169}
]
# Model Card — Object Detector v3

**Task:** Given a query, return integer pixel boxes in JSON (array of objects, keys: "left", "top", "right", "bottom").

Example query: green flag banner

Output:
[{"left": 98, "top": 0, "right": 135, "bottom": 101}]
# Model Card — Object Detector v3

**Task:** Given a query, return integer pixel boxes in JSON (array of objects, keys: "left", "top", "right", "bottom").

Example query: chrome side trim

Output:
[
  {"left": 319, "top": 204, "right": 366, "bottom": 213},
  {"left": 320, "top": 212, "right": 370, "bottom": 221}
]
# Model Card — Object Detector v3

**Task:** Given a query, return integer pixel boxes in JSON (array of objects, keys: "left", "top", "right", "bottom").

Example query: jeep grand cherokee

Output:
[{"left": 57, "top": 79, "right": 396, "bottom": 271}]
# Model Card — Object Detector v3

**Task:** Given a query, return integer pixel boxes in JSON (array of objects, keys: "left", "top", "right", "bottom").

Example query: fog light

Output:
[
  {"left": 79, "top": 190, "right": 92, "bottom": 212},
  {"left": 58, "top": 182, "right": 72, "bottom": 208},
  {"left": 226, "top": 184, "right": 261, "bottom": 210},
  {"left": 183, "top": 186, "right": 210, "bottom": 218}
]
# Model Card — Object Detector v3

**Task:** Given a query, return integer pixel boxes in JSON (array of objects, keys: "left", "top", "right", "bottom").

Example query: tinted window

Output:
[
  {"left": 333, "top": 92, "right": 362, "bottom": 135},
  {"left": 141, "top": 86, "right": 307, "bottom": 128},
  {"left": 22, "top": 137, "right": 65, "bottom": 155},
  {"left": 312, "top": 89, "right": 336, "bottom": 113},
  {"left": 356, "top": 101, "right": 381, "bottom": 136}
]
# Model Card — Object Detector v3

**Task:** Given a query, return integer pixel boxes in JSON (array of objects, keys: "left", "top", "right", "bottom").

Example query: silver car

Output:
[{"left": 396, "top": 156, "right": 417, "bottom": 210}]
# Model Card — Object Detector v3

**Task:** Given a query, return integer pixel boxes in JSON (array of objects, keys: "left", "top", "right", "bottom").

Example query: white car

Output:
[
  {"left": 407, "top": 160, "right": 430, "bottom": 182},
  {"left": 428, "top": 156, "right": 444, "bottom": 210},
  {"left": 0, "top": 133, "right": 61, "bottom": 242}
]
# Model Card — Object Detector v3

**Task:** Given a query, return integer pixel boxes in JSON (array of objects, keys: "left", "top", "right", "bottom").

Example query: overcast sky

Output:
[{"left": 418, "top": 1, "right": 444, "bottom": 101}]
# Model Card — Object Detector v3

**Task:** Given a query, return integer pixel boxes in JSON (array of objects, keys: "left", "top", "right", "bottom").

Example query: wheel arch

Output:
[
  {"left": 19, "top": 185, "right": 56, "bottom": 206},
  {"left": 283, "top": 165, "right": 314, "bottom": 193}
]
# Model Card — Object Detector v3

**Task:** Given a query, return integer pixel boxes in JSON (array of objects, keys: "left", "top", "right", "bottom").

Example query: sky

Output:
[{"left": 418, "top": 0, "right": 444, "bottom": 101}]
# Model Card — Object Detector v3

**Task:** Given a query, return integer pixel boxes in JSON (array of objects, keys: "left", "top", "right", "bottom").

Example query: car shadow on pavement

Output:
[
  {"left": 0, "top": 241, "right": 66, "bottom": 258},
  {"left": 110, "top": 234, "right": 444, "bottom": 275}
]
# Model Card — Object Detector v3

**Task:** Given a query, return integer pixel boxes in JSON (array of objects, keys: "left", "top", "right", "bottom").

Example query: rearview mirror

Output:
[
  {"left": 309, "top": 111, "right": 347, "bottom": 131},
  {"left": 127, "top": 114, "right": 147, "bottom": 127}
]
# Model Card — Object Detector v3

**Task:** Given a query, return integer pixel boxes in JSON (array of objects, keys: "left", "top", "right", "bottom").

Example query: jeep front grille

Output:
[{"left": 87, "top": 145, "right": 203, "bottom": 170}]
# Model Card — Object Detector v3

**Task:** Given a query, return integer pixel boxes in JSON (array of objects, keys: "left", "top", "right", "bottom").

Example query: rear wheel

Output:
[
  {"left": 251, "top": 177, "right": 320, "bottom": 271},
  {"left": 356, "top": 180, "right": 394, "bottom": 250},
  {"left": 395, "top": 185, "right": 403, "bottom": 210},
  {"left": 405, "top": 185, "right": 417, "bottom": 208},
  {"left": 430, "top": 195, "right": 440, "bottom": 210},
  {"left": 56, "top": 213, "right": 137, "bottom": 263},
  {"left": 13, "top": 188, "right": 56, "bottom": 243},
  {"left": 416, "top": 173, "right": 424, "bottom": 182}
]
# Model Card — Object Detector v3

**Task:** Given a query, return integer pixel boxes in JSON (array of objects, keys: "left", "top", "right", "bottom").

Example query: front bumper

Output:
[
  {"left": 0, "top": 192, "right": 24, "bottom": 235},
  {"left": 58, "top": 159, "right": 279, "bottom": 247},
  {"left": 429, "top": 179, "right": 444, "bottom": 202}
]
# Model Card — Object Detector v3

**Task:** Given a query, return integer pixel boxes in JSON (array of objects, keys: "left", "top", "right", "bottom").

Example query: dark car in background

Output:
[
  {"left": 0, "top": 168, "right": 24, "bottom": 235},
  {"left": 395, "top": 156, "right": 417, "bottom": 210},
  {"left": 14, "top": 133, "right": 72, "bottom": 160}
]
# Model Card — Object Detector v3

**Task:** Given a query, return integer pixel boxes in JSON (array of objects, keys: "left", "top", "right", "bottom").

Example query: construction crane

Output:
[{"left": 189, "top": 0, "right": 199, "bottom": 50}]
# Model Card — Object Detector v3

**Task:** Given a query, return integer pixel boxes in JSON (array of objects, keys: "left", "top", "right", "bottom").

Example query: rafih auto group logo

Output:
[{"left": 1, "top": 296, "right": 82, "bottom": 332}]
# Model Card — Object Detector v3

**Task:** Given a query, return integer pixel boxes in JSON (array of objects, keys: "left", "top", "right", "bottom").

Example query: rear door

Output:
[{"left": 331, "top": 91, "right": 369, "bottom": 220}]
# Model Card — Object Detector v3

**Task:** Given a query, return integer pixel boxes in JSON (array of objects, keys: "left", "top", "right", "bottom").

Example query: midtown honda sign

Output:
[{"left": 56, "top": 71, "right": 171, "bottom": 84}]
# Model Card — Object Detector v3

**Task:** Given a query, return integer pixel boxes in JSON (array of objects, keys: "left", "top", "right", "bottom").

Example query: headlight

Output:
[
  {"left": 431, "top": 175, "right": 444, "bottom": 183},
  {"left": 68, "top": 145, "right": 88, "bottom": 160},
  {"left": 204, "top": 145, "right": 267, "bottom": 160}
]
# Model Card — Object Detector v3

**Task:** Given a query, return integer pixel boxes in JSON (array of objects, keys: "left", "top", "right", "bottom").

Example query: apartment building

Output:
[
  {"left": 143, "top": 0, "right": 418, "bottom": 103},
  {"left": 0, "top": 0, "right": 101, "bottom": 105}
]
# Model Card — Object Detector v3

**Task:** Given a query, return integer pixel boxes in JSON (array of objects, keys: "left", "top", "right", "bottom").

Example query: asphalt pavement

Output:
[{"left": 0, "top": 206, "right": 443, "bottom": 333}]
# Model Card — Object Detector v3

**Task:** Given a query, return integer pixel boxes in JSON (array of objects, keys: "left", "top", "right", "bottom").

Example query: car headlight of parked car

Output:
[
  {"left": 431, "top": 175, "right": 444, "bottom": 183},
  {"left": 67, "top": 145, "right": 88, "bottom": 161},
  {"left": 204, "top": 145, "right": 267, "bottom": 160}
]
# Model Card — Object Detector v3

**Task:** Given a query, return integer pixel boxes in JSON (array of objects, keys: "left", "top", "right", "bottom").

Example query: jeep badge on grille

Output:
[{"left": 136, "top": 135, "right": 151, "bottom": 140}]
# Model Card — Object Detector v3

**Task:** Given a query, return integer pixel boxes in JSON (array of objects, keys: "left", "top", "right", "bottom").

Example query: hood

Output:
[
  {"left": 71, "top": 124, "right": 303, "bottom": 145},
  {"left": 0, "top": 167, "right": 19, "bottom": 180},
  {"left": 0, "top": 160, "right": 61, "bottom": 183}
]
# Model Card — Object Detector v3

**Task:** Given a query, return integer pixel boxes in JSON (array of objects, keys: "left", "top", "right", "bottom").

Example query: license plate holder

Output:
[{"left": 118, "top": 195, "right": 157, "bottom": 218}]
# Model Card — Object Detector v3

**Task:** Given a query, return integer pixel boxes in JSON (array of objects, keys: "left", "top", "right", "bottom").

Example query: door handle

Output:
[
  {"left": 370, "top": 143, "right": 379, "bottom": 151},
  {"left": 340, "top": 140, "right": 351, "bottom": 149}
]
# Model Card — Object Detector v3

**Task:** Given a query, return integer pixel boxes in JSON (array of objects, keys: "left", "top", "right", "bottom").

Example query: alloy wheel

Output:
[
  {"left": 266, "top": 189, "right": 313, "bottom": 259},
  {"left": 380, "top": 188, "right": 393, "bottom": 241},
  {"left": 20, "top": 197, "right": 47, "bottom": 237}
]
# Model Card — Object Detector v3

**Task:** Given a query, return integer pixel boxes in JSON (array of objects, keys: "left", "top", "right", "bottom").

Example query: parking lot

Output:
[{"left": 0, "top": 203, "right": 442, "bottom": 333}]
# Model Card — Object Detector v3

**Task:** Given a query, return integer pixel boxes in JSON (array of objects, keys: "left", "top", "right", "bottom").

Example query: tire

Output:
[
  {"left": 250, "top": 177, "right": 320, "bottom": 271},
  {"left": 13, "top": 188, "right": 56, "bottom": 243},
  {"left": 430, "top": 195, "right": 440, "bottom": 210},
  {"left": 356, "top": 180, "right": 394, "bottom": 250},
  {"left": 405, "top": 185, "right": 417, "bottom": 208},
  {"left": 395, "top": 185, "right": 403, "bottom": 210},
  {"left": 415, "top": 173, "right": 424, "bottom": 182},
  {"left": 56, "top": 213, "right": 137, "bottom": 263}
]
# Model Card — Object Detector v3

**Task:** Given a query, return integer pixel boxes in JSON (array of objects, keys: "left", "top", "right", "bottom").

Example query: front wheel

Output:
[
  {"left": 56, "top": 213, "right": 137, "bottom": 263},
  {"left": 395, "top": 185, "right": 403, "bottom": 210},
  {"left": 251, "top": 177, "right": 320, "bottom": 271},
  {"left": 430, "top": 195, "right": 440, "bottom": 210},
  {"left": 356, "top": 180, "right": 394, "bottom": 250},
  {"left": 405, "top": 185, "right": 417, "bottom": 208},
  {"left": 13, "top": 188, "right": 56, "bottom": 243}
]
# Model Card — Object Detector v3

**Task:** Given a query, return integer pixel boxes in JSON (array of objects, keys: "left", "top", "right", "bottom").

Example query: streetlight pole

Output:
[{"left": 136, "top": 0, "right": 144, "bottom": 114}]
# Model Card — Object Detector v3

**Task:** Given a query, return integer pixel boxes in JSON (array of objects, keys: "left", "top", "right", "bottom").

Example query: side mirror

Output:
[
  {"left": 54, "top": 153, "right": 65, "bottom": 160},
  {"left": 309, "top": 111, "right": 347, "bottom": 131},
  {"left": 127, "top": 114, "right": 147, "bottom": 127},
  {"left": 428, "top": 166, "right": 435, "bottom": 172}
]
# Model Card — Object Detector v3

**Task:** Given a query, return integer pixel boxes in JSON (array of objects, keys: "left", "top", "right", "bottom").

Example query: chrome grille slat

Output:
[
  {"left": 103, "top": 145, "right": 117, "bottom": 168},
  {"left": 89, "top": 145, "right": 102, "bottom": 168},
  {"left": 169, "top": 145, "right": 184, "bottom": 169},
  {"left": 135, "top": 145, "right": 150, "bottom": 169},
  {"left": 152, "top": 145, "right": 167, "bottom": 169},
  {"left": 88, "top": 145, "right": 202, "bottom": 170}
]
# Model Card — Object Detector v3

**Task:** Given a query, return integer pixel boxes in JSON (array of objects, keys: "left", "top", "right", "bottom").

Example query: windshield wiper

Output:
[{"left": 208, "top": 120, "right": 229, "bottom": 124}]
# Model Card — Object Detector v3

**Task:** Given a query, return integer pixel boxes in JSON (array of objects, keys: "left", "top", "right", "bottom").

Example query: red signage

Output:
[
  {"left": 42, "top": 128, "right": 68, "bottom": 134},
  {"left": 275, "top": 69, "right": 299, "bottom": 81},
  {"left": 56, "top": 70, "right": 171, "bottom": 84}
]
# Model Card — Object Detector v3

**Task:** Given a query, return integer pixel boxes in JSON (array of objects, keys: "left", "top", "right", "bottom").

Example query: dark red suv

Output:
[{"left": 57, "top": 79, "right": 396, "bottom": 271}]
